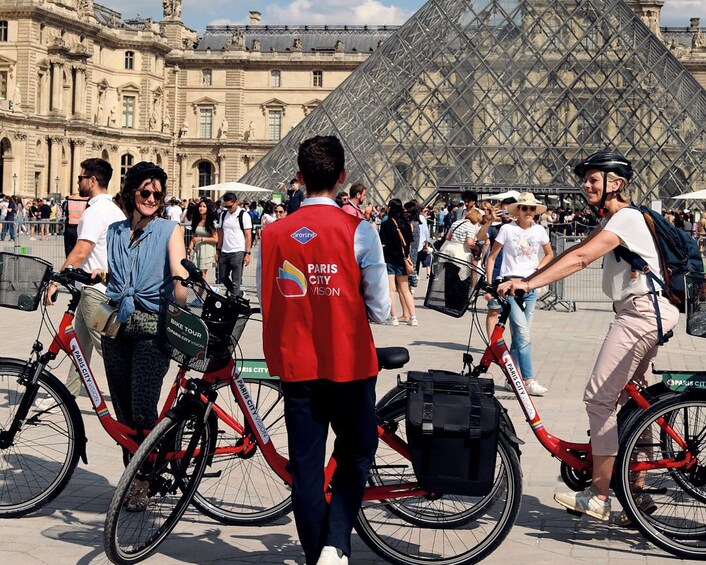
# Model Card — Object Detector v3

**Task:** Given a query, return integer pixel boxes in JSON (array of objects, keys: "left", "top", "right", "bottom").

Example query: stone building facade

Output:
[
  {"left": 0, "top": 0, "right": 704, "bottom": 199},
  {"left": 0, "top": 1, "right": 394, "bottom": 198}
]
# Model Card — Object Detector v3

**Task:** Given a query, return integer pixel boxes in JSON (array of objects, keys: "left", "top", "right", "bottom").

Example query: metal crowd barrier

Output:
[
  {"left": 540, "top": 234, "right": 609, "bottom": 311},
  {"left": 0, "top": 220, "right": 261, "bottom": 297}
]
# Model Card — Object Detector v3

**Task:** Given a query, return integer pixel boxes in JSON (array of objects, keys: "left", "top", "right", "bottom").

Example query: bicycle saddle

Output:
[{"left": 376, "top": 347, "right": 410, "bottom": 371}]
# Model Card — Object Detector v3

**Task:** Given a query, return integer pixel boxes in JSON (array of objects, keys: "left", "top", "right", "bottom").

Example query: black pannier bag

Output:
[{"left": 405, "top": 370, "right": 499, "bottom": 496}]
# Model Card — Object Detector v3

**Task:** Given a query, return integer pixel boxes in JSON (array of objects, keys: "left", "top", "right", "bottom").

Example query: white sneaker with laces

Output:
[
  {"left": 525, "top": 380, "right": 548, "bottom": 396},
  {"left": 316, "top": 546, "right": 348, "bottom": 565},
  {"left": 554, "top": 485, "right": 611, "bottom": 521},
  {"left": 407, "top": 317, "right": 418, "bottom": 326},
  {"left": 616, "top": 492, "right": 657, "bottom": 527},
  {"left": 386, "top": 316, "right": 399, "bottom": 326}
]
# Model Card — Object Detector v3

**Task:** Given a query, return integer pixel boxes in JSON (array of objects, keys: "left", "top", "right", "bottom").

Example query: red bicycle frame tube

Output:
[{"left": 47, "top": 310, "right": 180, "bottom": 454}]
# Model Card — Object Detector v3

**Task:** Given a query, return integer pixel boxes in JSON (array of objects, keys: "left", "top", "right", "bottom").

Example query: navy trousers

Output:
[{"left": 282, "top": 377, "right": 378, "bottom": 564}]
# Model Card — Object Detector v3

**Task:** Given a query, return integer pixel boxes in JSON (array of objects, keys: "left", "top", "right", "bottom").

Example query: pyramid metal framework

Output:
[{"left": 241, "top": 0, "right": 706, "bottom": 206}]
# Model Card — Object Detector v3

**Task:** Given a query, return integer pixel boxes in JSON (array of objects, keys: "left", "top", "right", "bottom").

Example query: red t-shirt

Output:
[{"left": 260, "top": 204, "right": 378, "bottom": 383}]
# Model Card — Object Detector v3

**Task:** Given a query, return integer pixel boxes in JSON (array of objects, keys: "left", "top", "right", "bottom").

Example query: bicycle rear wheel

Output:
[
  {"left": 355, "top": 403, "right": 522, "bottom": 565},
  {"left": 104, "top": 409, "right": 216, "bottom": 565},
  {"left": 190, "top": 377, "right": 292, "bottom": 525},
  {"left": 615, "top": 393, "right": 706, "bottom": 559},
  {"left": 0, "top": 362, "right": 83, "bottom": 517}
]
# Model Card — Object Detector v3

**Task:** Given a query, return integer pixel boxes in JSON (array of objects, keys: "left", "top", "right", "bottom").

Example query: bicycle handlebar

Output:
[{"left": 50, "top": 267, "right": 101, "bottom": 288}]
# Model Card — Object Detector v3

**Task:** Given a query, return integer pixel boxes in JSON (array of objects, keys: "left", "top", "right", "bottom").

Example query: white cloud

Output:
[
  {"left": 263, "top": 0, "right": 413, "bottom": 25},
  {"left": 661, "top": 1, "right": 706, "bottom": 26}
]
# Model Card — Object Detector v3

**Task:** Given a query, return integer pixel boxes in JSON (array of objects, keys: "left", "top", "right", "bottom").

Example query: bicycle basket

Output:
[
  {"left": 157, "top": 281, "right": 252, "bottom": 372},
  {"left": 686, "top": 271, "right": 706, "bottom": 338},
  {"left": 0, "top": 252, "right": 53, "bottom": 312},
  {"left": 423, "top": 252, "right": 474, "bottom": 318}
]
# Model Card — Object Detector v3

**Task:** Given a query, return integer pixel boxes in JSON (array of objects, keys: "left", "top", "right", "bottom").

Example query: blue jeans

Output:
[
  {"left": 0, "top": 221, "right": 15, "bottom": 241},
  {"left": 508, "top": 289, "right": 537, "bottom": 381}
]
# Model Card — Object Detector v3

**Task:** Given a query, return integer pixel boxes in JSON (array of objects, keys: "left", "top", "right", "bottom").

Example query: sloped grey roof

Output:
[
  {"left": 93, "top": 2, "right": 122, "bottom": 28},
  {"left": 195, "top": 26, "right": 398, "bottom": 53}
]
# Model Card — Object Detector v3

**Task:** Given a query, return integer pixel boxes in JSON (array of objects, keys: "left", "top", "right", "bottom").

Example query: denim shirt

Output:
[{"left": 106, "top": 218, "right": 176, "bottom": 323}]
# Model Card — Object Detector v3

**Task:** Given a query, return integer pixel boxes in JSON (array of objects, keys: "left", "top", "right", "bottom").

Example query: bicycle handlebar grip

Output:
[{"left": 181, "top": 258, "right": 203, "bottom": 281}]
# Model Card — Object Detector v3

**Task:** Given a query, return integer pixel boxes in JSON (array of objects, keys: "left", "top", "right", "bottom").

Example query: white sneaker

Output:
[
  {"left": 525, "top": 380, "right": 548, "bottom": 397},
  {"left": 316, "top": 546, "right": 348, "bottom": 565},
  {"left": 386, "top": 316, "right": 399, "bottom": 326},
  {"left": 407, "top": 317, "right": 418, "bottom": 326},
  {"left": 554, "top": 485, "right": 611, "bottom": 521},
  {"left": 616, "top": 492, "right": 657, "bottom": 527}
]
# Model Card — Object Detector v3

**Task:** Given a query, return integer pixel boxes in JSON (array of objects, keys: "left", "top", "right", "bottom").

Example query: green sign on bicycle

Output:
[
  {"left": 164, "top": 303, "right": 209, "bottom": 360},
  {"left": 238, "top": 359, "right": 278, "bottom": 380}
]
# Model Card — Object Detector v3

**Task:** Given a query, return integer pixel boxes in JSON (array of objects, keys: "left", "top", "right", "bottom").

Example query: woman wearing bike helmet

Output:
[
  {"left": 100, "top": 162, "right": 187, "bottom": 510},
  {"left": 498, "top": 150, "right": 679, "bottom": 523}
]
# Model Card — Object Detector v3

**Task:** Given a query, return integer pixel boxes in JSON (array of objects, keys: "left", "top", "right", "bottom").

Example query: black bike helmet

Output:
[{"left": 573, "top": 150, "right": 633, "bottom": 182}]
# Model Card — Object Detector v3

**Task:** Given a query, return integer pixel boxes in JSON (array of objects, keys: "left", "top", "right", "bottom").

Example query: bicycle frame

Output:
[
  {"left": 205, "top": 357, "right": 427, "bottom": 503},
  {"left": 472, "top": 285, "right": 694, "bottom": 477},
  {"left": 24, "top": 299, "right": 182, "bottom": 456}
]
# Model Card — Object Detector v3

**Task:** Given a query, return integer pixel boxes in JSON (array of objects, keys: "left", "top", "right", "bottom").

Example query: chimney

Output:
[
  {"left": 249, "top": 11, "right": 261, "bottom": 26},
  {"left": 691, "top": 17, "right": 701, "bottom": 28}
]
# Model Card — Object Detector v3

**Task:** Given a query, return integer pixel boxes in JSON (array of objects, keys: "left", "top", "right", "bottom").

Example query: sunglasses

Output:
[
  {"left": 138, "top": 189, "right": 164, "bottom": 200},
  {"left": 77, "top": 175, "right": 91, "bottom": 182},
  {"left": 519, "top": 205, "right": 537, "bottom": 212},
  {"left": 275, "top": 209, "right": 285, "bottom": 215}
]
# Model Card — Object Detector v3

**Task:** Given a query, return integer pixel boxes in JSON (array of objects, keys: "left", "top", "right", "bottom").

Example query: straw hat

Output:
[{"left": 506, "top": 192, "right": 547, "bottom": 216}]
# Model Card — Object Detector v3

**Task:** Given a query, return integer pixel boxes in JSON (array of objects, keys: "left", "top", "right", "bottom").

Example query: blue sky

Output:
[{"left": 98, "top": 0, "right": 706, "bottom": 35}]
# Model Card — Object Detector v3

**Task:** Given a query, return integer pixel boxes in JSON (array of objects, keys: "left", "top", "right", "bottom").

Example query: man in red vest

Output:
[{"left": 258, "top": 136, "right": 390, "bottom": 565}]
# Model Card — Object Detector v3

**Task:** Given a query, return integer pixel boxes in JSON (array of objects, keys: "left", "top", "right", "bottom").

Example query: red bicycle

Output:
[
  {"left": 104, "top": 263, "right": 523, "bottom": 565},
  {"left": 0, "top": 252, "right": 287, "bottom": 527}
]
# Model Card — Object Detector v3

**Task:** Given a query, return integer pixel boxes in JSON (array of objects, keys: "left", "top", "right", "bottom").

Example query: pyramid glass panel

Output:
[{"left": 242, "top": 0, "right": 706, "bottom": 205}]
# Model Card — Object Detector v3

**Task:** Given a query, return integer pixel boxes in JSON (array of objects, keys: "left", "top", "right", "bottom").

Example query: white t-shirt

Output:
[
  {"left": 77, "top": 193, "right": 126, "bottom": 292},
  {"left": 495, "top": 221, "right": 549, "bottom": 278},
  {"left": 168, "top": 205, "right": 183, "bottom": 222},
  {"left": 221, "top": 207, "right": 253, "bottom": 253},
  {"left": 601, "top": 207, "right": 663, "bottom": 301}
]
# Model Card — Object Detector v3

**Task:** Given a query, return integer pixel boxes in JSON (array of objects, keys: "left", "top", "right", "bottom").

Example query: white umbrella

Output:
[
  {"left": 195, "top": 181, "right": 272, "bottom": 201},
  {"left": 674, "top": 189, "right": 706, "bottom": 200}
]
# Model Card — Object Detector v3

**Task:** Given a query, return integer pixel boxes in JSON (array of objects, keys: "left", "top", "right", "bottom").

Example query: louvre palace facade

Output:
[{"left": 3, "top": 0, "right": 706, "bottom": 205}]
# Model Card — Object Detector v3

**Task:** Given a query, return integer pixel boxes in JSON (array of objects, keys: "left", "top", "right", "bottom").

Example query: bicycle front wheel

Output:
[
  {"left": 0, "top": 363, "right": 82, "bottom": 517},
  {"left": 355, "top": 404, "right": 522, "bottom": 565},
  {"left": 615, "top": 393, "right": 706, "bottom": 559},
  {"left": 104, "top": 409, "right": 216, "bottom": 565},
  {"left": 190, "top": 377, "right": 292, "bottom": 525}
]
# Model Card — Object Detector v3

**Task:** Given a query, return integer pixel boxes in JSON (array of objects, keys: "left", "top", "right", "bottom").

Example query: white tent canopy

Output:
[
  {"left": 194, "top": 181, "right": 272, "bottom": 201},
  {"left": 674, "top": 189, "right": 706, "bottom": 200}
]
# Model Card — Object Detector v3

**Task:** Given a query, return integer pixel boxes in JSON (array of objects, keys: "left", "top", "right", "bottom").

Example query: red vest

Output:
[{"left": 260, "top": 204, "right": 378, "bottom": 383}]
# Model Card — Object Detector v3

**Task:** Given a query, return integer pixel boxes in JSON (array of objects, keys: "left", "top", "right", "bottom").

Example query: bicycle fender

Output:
[{"left": 496, "top": 400, "right": 524, "bottom": 450}]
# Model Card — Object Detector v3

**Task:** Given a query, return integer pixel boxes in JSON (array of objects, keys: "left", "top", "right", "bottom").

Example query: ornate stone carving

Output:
[
  {"left": 335, "top": 40, "right": 344, "bottom": 53},
  {"left": 252, "top": 38, "right": 261, "bottom": 51},
  {"left": 12, "top": 131, "right": 27, "bottom": 140},
  {"left": 163, "top": 0, "right": 182, "bottom": 19},
  {"left": 293, "top": 38, "right": 302, "bottom": 51}
]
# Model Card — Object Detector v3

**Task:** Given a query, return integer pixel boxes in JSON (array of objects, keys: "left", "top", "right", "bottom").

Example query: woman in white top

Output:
[
  {"left": 498, "top": 151, "right": 679, "bottom": 524},
  {"left": 485, "top": 192, "right": 554, "bottom": 397},
  {"left": 260, "top": 201, "right": 277, "bottom": 229}
]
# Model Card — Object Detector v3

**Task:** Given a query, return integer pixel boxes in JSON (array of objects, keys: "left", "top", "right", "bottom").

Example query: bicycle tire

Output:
[
  {"left": 615, "top": 393, "right": 706, "bottom": 559},
  {"left": 104, "top": 409, "right": 216, "bottom": 565},
  {"left": 355, "top": 403, "right": 522, "bottom": 565},
  {"left": 0, "top": 361, "right": 83, "bottom": 517},
  {"left": 190, "top": 377, "right": 292, "bottom": 525}
]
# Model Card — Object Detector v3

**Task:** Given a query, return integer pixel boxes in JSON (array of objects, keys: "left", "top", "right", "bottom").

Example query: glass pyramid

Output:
[{"left": 241, "top": 0, "right": 706, "bottom": 207}]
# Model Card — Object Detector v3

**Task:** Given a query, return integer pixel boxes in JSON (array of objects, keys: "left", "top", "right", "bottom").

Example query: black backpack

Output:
[
  {"left": 614, "top": 205, "right": 705, "bottom": 342},
  {"left": 219, "top": 208, "right": 245, "bottom": 232}
]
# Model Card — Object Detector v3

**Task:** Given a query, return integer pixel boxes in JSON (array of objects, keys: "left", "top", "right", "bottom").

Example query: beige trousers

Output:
[
  {"left": 65, "top": 286, "right": 106, "bottom": 397},
  {"left": 584, "top": 293, "right": 679, "bottom": 456}
]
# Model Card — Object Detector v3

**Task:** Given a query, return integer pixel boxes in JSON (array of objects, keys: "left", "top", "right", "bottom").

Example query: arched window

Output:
[
  {"left": 198, "top": 161, "right": 213, "bottom": 187},
  {"left": 120, "top": 154, "right": 134, "bottom": 185}
]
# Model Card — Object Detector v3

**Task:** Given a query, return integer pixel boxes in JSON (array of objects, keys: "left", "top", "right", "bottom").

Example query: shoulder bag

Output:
[{"left": 393, "top": 219, "right": 415, "bottom": 275}]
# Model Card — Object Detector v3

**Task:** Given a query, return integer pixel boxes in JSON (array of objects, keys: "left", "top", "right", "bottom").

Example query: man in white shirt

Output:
[
  {"left": 45, "top": 158, "right": 125, "bottom": 396},
  {"left": 168, "top": 198, "right": 183, "bottom": 222},
  {"left": 217, "top": 191, "right": 252, "bottom": 296}
]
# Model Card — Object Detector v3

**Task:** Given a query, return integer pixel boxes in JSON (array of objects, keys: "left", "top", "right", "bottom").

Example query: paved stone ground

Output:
[{"left": 0, "top": 274, "right": 704, "bottom": 564}]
